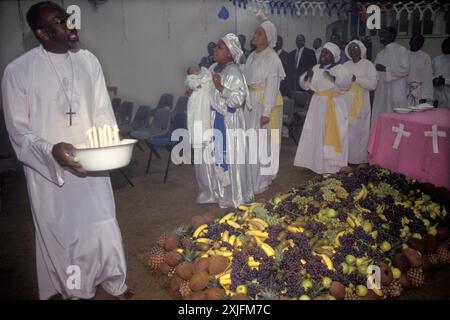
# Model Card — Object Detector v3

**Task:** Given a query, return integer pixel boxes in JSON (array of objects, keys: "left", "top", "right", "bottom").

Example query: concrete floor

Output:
[{"left": 1, "top": 138, "right": 449, "bottom": 300}]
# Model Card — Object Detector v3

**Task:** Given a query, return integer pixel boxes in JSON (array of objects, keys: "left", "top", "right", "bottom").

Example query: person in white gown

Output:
[
  {"left": 407, "top": 34, "right": 434, "bottom": 105},
  {"left": 1, "top": 2, "right": 130, "bottom": 300},
  {"left": 372, "top": 27, "right": 410, "bottom": 126},
  {"left": 194, "top": 33, "right": 254, "bottom": 208},
  {"left": 432, "top": 37, "right": 450, "bottom": 108},
  {"left": 293, "top": 42, "right": 353, "bottom": 174},
  {"left": 242, "top": 20, "right": 286, "bottom": 194},
  {"left": 343, "top": 40, "right": 378, "bottom": 164}
]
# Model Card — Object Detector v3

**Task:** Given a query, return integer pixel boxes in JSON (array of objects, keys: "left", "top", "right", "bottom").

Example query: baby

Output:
[{"left": 185, "top": 66, "right": 212, "bottom": 147}]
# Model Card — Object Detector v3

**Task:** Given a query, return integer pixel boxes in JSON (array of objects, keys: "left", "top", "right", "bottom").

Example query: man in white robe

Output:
[
  {"left": 407, "top": 34, "right": 434, "bottom": 105},
  {"left": 372, "top": 27, "right": 410, "bottom": 127},
  {"left": 344, "top": 40, "right": 378, "bottom": 164},
  {"left": 294, "top": 42, "right": 353, "bottom": 174},
  {"left": 1, "top": 2, "right": 130, "bottom": 300},
  {"left": 432, "top": 37, "right": 450, "bottom": 108}
]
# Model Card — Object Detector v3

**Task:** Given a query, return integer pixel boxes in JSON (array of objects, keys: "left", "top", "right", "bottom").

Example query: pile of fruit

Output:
[{"left": 141, "top": 166, "right": 450, "bottom": 300}]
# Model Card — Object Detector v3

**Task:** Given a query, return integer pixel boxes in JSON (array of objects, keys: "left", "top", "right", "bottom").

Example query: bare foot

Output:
[{"left": 116, "top": 289, "right": 135, "bottom": 300}]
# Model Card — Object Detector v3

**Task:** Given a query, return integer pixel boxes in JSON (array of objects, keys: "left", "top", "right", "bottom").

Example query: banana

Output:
[
  {"left": 219, "top": 212, "right": 235, "bottom": 224},
  {"left": 193, "top": 224, "right": 208, "bottom": 238},
  {"left": 346, "top": 217, "right": 356, "bottom": 228},
  {"left": 214, "top": 250, "right": 233, "bottom": 257},
  {"left": 250, "top": 218, "right": 269, "bottom": 229},
  {"left": 226, "top": 220, "right": 241, "bottom": 229},
  {"left": 353, "top": 185, "right": 365, "bottom": 201},
  {"left": 234, "top": 238, "right": 243, "bottom": 248},
  {"left": 348, "top": 213, "right": 361, "bottom": 226},
  {"left": 238, "top": 205, "right": 250, "bottom": 212},
  {"left": 246, "top": 230, "right": 269, "bottom": 238},
  {"left": 195, "top": 238, "right": 213, "bottom": 244},
  {"left": 221, "top": 230, "right": 230, "bottom": 242},
  {"left": 313, "top": 247, "right": 334, "bottom": 258},
  {"left": 248, "top": 256, "right": 260, "bottom": 269},
  {"left": 228, "top": 235, "right": 236, "bottom": 246},
  {"left": 319, "top": 254, "right": 335, "bottom": 271},
  {"left": 175, "top": 248, "right": 184, "bottom": 254},
  {"left": 254, "top": 236, "right": 263, "bottom": 245},
  {"left": 259, "top": 243, "right": 275, "bottom": 257},
  {"left": 372, "top": 287, "right": 384, "bottom": 297},
  {"left": 334, "top": 231, "right": 345, "bottom": 247},
  {"left": 287, "top": 226, "right": 305, "bottom": 233},
  {"left": 300, "top": 259, "right": 307, "bottom": 265}
]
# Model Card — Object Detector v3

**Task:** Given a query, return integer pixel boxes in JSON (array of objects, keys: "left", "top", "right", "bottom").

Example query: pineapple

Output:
[
  {"left": 174, "top": 225, "right": 190, "bottom": 238},
  {"left": 344, "top": 292, "right": 360, "bottom": 300},
  {"left": 147, "top": 246, "right": 165, "bottom": 270},
  {"left": 426, "top": 253, "right": 439, "bottom": 265},
  {"left": 406, "top": 268, "right": 425, "bottom": 288},
  {"left": 157, "top": 233, "right": 168, "bottom": 248},
  {"left": 436, "top": 246, "right": 450, "bottom": 264},
  {"left": 167, "top": 267, "right": 176, "bottom": 279},
  {"left": 382, "top": 280, "right": 403, "bottom": 298},
  {"left": 179, "top": 280, "right": 192, "bottom": 298},
  {"left": 256, "top": 288, "right": 280, "bottom": 300}
]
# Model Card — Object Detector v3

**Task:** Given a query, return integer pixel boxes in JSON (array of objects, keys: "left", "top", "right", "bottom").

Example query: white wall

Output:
[{"left": 0, "top": 0, "right": 335, "bottom": 111}]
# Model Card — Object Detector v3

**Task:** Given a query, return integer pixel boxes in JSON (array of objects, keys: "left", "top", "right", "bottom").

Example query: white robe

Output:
[
  {"left": 185, "top": 67, "right": 212, "bottom": 146},
  {"left": 293, "top": 64, "right": 353, "bottom": 174},
  {"left": 407, "top": 50, "right": 434, "bottom": 104},
  {"left": 372, "top": 42, "right": 410, "bottom": 126},
  {"left": 343, "top": 58, "right": 378, "bottom": 164},
  {"left": 1, "top": 45, "right": 127, "bottom": 300},
  {"left": 194, "top": 62, "right": 254, "bottom": 208},
  {"left": 432, "top": 54, "right": 450, "bottom": 108},
  {"left": 242, "top": 46, "right": 286, "bottom": 194}
]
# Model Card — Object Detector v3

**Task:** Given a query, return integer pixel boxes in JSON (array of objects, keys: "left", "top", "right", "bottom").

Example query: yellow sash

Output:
[
  {"left": 248, "top": 83, "right": 283, "bottom": 144},
  {"left": 315, "top": 89, "right": 342, "bottom": 154},
  {"left": 349, "top": 83, "right": 364, "bottom": 119}
]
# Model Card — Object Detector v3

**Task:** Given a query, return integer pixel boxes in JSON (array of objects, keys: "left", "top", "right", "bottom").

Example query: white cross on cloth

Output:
[
  {"left": 392, "top": 123, "right": 411, "bottom": 149},
  {"left": 424, "top": 124, "right": 447, "bottom": 154}
]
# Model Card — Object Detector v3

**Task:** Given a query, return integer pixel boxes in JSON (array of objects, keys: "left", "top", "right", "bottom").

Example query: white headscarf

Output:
[
  {"left": 322, "top": 42, "right": 341, "bottom": 64},
  {"left": 345, "top": 40, "right": 367, "bottom": 60},
  {"left": 260, "top": 20, "right": 277, "bottom": 49},
  {"left": 221, "top": 33, "right": 243, "bottom": 64}
]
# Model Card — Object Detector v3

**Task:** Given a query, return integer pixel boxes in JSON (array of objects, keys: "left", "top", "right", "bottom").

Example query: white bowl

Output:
[
  {"left": 393, "top": 107, "right": 411, "bottom": 114},
  {"left": 73, "top": 139, "right": 137, "bottom": 171}
]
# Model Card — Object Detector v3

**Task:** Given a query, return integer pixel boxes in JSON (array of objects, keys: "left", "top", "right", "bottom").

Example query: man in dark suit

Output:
[
  {"left": 275, "top": 35, "right": 290, "bottom": 97},
  {"left": 289, "top": 34, "right": 317, "bottom": 91}
]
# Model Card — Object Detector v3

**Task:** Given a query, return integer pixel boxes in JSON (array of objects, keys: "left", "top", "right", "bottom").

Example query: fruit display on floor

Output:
[{"left": 140, "top": 166, "right": 450, "bottom": 300}]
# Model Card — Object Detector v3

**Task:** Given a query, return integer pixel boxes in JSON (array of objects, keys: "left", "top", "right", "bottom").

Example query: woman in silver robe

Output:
[{"left": 194, "top": 33, "right": 254, "bottom": 208}]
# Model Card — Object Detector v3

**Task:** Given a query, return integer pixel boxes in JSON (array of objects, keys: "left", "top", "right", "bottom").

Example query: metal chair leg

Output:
[
  {"left": 136, "top": 141, "right": 145, "bottom": 152},
  {"left": 119, "top": 169, "right": 134, "bottom": 187},
  {"left": 146, "top": 146, "right": 154, "bottom": 174},
  {"left": 163, "top": 146, "right": 172, "bottom": 183}
]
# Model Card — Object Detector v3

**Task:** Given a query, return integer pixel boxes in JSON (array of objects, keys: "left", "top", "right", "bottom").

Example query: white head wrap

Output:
[
  {"left": 221, "top": 33, "right": 243, "bottom": 64},
  {"left": 345, "top": 40, "right": 367, "bottom": 60},
  {"left": 322, "top": 42, "right": 341, "bottom": 64},
  {"left": 260, "top": 20, "right": 277, "bottom": 48}
]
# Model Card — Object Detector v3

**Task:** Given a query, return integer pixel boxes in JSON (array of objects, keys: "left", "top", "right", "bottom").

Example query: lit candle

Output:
[
  {"left": 98, "top": 127, "right": 104, "bottom": 147},
  {"left": 86, "top": 128, "right": 94, "bottom": 148},
  {"left": 113, "top": 124, "right": 120, "bottom": 145},
  {"left": 92, "top": 126, "right": 99, "bottom": 148}
]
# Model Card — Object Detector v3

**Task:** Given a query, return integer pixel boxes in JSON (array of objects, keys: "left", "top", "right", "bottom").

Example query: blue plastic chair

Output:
[
  {"left": 174, "top": 96, "right": 188, "bottom": 114},
  {"left": 120, "top": 104, "right": 152, "bottom": 134},
  {"left": 145, "top": 112, "right": 187, "bottom": 183}
]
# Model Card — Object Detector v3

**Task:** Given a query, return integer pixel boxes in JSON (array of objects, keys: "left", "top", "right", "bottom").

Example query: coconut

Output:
[
  {"left": 423, "top": 235, "right": 438, "bottom": 253},
  {"left": 189, "top": 271, "right": 210, "bottom": 292},
  {"left": 193, "top": 257, "right": 210, "bottom": 274},
  {"left": 176, "top": 261, "right": 194, "bottom": 281},
  {"left": 205, "top": 287, "right": 225, "bottom": 300},
  {"left": 195, "top": 242, "right": 210, "bottom": 252},
  {"left": 329, "top": 281, "right": 346, "bottom": 300},
  {"left": 169, "top": 275, "right": 183, "bottom": 292},
  {"left": 164, "top": 251, "right": 182, "bottom": 267},
  {"left": 392, "top": 253, "right": 410, "bottom": 272},
  {"left": 436, "top": 226, "right": 449, "bottom": 241},
  {"left": 159, "top": 262, "right": 172, "bottom": 275},
  {"left": 407, "top": 238, "right": 427, "bottom": 254},
  {"left": 208, "top": 256, "right": 228, "bottom": 275},
  {"left": 191, "top": 215, "right": 207, "bottom": 228},
  {"left": 379, "top": 263, "right": 393, "bottom": 286},
  {"left": 231, "top": 293, "right": 251, "bottom": 300},
  {"left": 399, "top": 274, "right": 411, "bottom": 290},
  {"left": 186, "top": 291, "right": 207, "bottom": 300},
  {"left": 202, "top": 212, "right": 216, "bottom": 223},
  {"left": 164, "top": 234, "right": 180, "bottom": 251},
  {"left": 403, "top": 248, "right": 423, "bottom": 268}
]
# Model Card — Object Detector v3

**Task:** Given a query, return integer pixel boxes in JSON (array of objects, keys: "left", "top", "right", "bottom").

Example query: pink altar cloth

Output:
[{"left": 368, "top": 108, "right": 450, "bottom": 190}]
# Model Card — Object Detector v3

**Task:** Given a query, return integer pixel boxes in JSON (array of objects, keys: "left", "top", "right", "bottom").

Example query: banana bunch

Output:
[
  {"left": 259, "top": 243, "right": 275, "bottom": 257},
  {"left": 245, "top": 230, "right": 269, "bottom": 239},
  {"left": 353, "top": 184, "right": 368, "bottom": 202},
  {"left": 247, "top": 218, "right": 268, "bottom": 231},
  {"left": 193, "top": 224, "right": 208, "bottom": 238},
  {"left": 346, "top": 214, "right": 361, "bottom": 229},
  {"left": 195, "top": 238, "right": 213, "bottom": 245},
  {"left": 219, "top": 212, "right": 235, "bottom": 224}
]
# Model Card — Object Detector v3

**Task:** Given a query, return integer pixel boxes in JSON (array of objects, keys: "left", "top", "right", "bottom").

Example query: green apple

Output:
[
  {"left": 327, "top": 208, "right": 337, "bottom": 218},
  {"left": 299, "top": 295, "right": 311, "bottom": 300},
  {"left": 391, "top": 267, "right": 401, "bottom": 279},
  {"left": 322, "top": 277, "right": 332, "bottom": 289},
  {"left": 380, "top": 241, "right": 391, "bottom": 252},
  {"left": 412, "top": 233, "right": 422, "bottom": 239},
  {"left": 358, "top": 264, "right": 369, "bottom": 276},
  {"left": 341, "top": 262, "right": 350, "bottom": 275},
  {"left": 356, "top": 285, "right": 368, "bottom": 297},
  {"left": 422, "top": 219, "right": 430, "bottom": 227},
  {"left": 356, "top": 257, "right": 366, "bottom": 266},
  {"left": 362, "top": 221, "right": 373, "bottom": 233},
  {"left": 302, "top": 279, "right": 314, "bottom": 291},
  {"left": 345, "top": 254, "right": 356, "bottom": 265}
]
